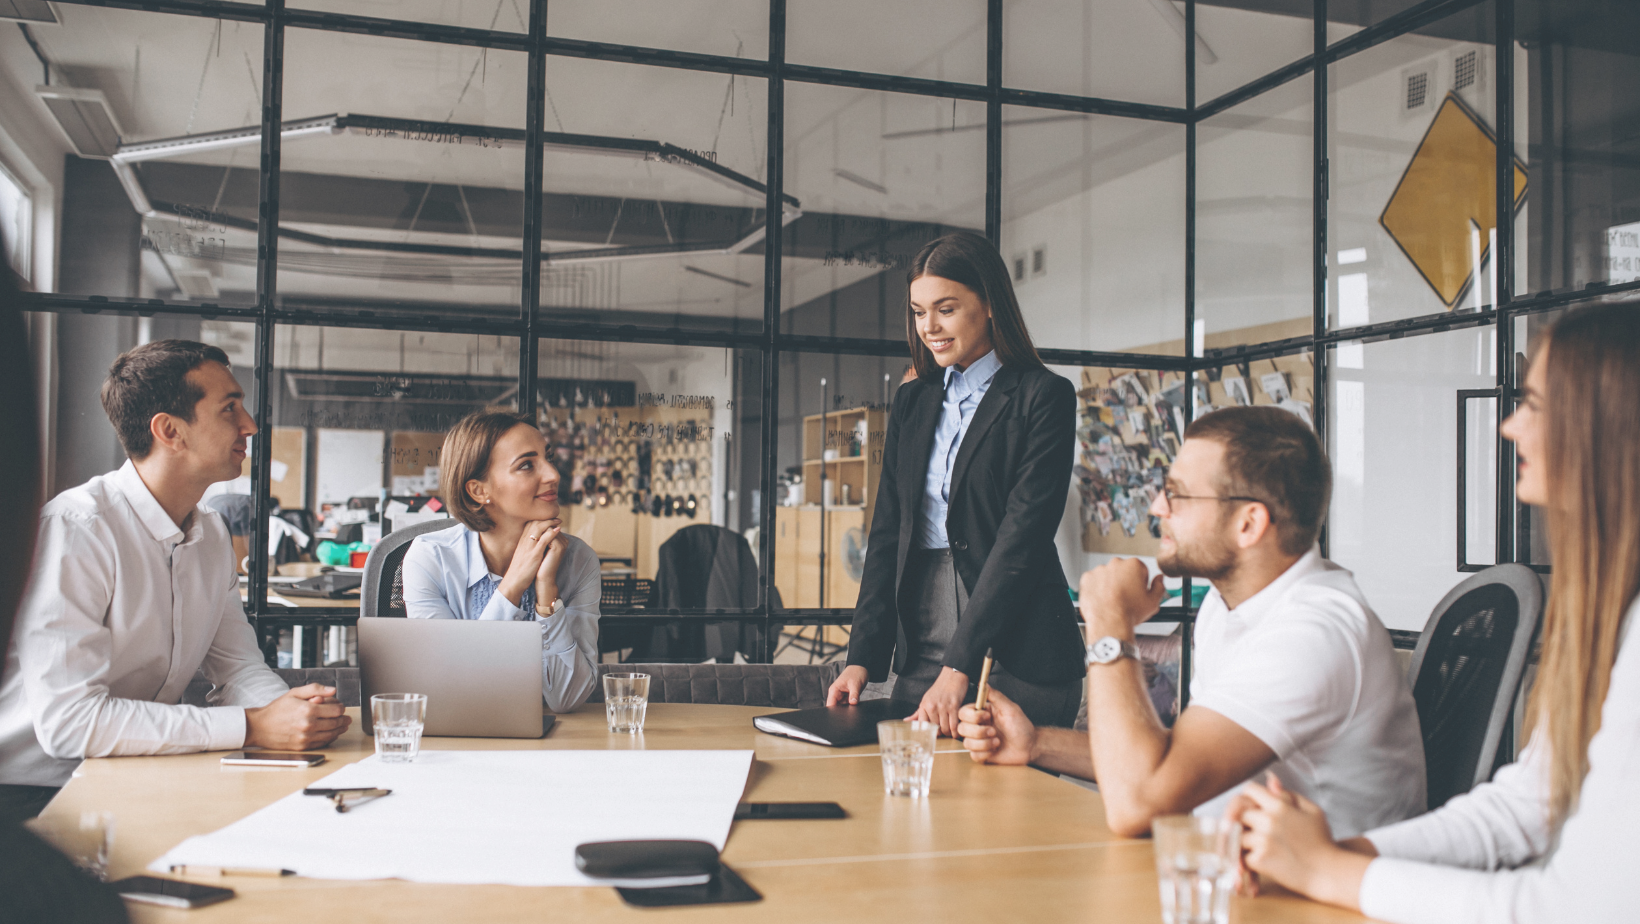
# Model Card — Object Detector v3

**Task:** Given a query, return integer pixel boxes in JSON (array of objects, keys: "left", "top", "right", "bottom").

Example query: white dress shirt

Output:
[
  {"left": 1189, "top": 548, "right": 1428, "bottom": 838},
  {"left": 399, "top": 525, "right": 601, "bottom": 713},
  {"left": 0, "top": 462, "right": 290, "bottom": 788},
  {"left": 1355, "top": 601, "right": 1637, "bottom": 924}
]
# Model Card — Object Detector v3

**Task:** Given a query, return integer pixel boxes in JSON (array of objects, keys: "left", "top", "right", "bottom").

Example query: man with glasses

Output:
[{"left": 959, "top": 406, "right": 1425, "bottom": 839}]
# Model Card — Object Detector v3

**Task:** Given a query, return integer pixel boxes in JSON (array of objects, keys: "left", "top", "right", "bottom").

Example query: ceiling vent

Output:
[
  {"left": 0, "top": 1, "right": 57, "bottom": 24},
  {"left": 35, "top": 86, "right": 123, "bottom": 157}
]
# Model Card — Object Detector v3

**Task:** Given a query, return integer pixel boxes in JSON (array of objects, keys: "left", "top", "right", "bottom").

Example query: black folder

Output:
[{"left": 751, "top": 699, "right": 917, "bottom": 747}]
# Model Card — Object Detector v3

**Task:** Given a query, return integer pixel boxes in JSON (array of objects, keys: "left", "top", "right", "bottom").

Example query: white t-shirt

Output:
[{"left": 1189, "top": 548, "right": 1427, "bottom": 838}]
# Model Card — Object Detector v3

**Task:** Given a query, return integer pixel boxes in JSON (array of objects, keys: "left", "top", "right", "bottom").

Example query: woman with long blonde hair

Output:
[{"left": 1228, "top": 299, "right": 1639, "bottom": 923}]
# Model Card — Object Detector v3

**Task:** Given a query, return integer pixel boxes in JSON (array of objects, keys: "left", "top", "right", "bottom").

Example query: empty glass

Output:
[
  {"left": 27, "top": 810, "right": 114, "bottom": 881},
  {"left": 603, "top": 673, "right": 650, "bottom": 733},
  {"left": 1152, "top": 815, "right": 1240, "bottom": 924},
  {"left": 371, "top": 693, "right": 427, "bottom": 763},
  {"left": 877, "top": 720, "right": 937, "bottom": 797}
]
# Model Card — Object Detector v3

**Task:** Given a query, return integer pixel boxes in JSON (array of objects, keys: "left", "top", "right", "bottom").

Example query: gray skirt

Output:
[{"left": 891, "top": 548, "right": 1083, "bottom": 729}]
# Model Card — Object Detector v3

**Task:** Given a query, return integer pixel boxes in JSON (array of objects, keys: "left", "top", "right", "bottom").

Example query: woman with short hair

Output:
[
  {"left": 400, "top": 409, "right": 601, "bottom": 713},
  {"left": 1228, "top": 300, "right": 1640, "bottom": 924}
]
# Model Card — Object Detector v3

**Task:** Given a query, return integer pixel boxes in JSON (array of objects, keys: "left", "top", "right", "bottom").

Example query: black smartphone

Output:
[
  {"left": 112, "top": 876, "right": 236, "bottom": 909},
  {"left": 733, "top": 802, "right": 847, "bottom": 820}
]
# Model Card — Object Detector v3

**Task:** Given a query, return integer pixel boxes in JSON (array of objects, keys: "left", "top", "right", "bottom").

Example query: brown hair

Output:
[
  {"left": 1183, "top": 406, "right": 1331, "bottom": 556},
  {"left": 906, "top": 231, "right": 1046, "bottom": 382},
  {"left": 101, "top": 339, "right": 231, "bottom": 460},
  {"left": 440, "top": 408, "right": 537, "bottom": 532},
  {"left": 1524, "top": 300, "right": 1640, "bottom": 826}
]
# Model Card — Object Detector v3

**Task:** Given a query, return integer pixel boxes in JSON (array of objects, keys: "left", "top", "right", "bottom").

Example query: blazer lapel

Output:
[
  {"left": 899, "top": 381, "right": 945, "bottom": 504},
  {"left": 949, "top": 366, "right": 1018, "bottom": 495}
]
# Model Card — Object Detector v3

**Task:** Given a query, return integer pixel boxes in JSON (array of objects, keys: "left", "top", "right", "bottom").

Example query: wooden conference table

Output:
[{"left": 45, "top": 704, "right": 1371, "bottom": 924}]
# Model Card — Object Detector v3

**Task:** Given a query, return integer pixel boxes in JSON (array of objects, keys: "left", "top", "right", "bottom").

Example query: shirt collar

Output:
[
  {"left": 1221, "top": 545, "right": 1326, "bottom": 621},
  {"left": 943, "top": 349, "right": 1002, "bottom": 397},
  {"left": 462, "top": 526, "right": 498, "bottom": 588},
  {"left": 113, "top": 460, "right": 189, "bottom": 545}
]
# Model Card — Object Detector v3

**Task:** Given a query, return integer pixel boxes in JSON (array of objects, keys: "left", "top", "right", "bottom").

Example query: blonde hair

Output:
[
  {"left": 439, "top": 408, "right": 535, "bottom": 533},
  {"left": 1524, "top": 301, "right": 1640, "bottom": 826}
]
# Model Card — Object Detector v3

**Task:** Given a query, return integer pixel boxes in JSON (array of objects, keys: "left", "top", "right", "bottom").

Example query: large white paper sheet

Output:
[{"left": 151, "top": 750, "right": 754, "bottom": 887}]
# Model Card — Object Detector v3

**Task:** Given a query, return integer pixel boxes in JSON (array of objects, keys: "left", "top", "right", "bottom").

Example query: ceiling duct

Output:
[
  {"left": 0, "top": 1, "right": 57, "bottom": 24},
  {"left": 36, "top": 85, "right": 123, "bottom": 157}
]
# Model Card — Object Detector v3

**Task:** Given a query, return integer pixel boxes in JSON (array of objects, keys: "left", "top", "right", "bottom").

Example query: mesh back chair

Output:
[
  {"left": 1407, "top": 563, "right": 1543, "bottom": 809},
  {"left": 360, "top": 518, "right": 461, "bottom": 618}
]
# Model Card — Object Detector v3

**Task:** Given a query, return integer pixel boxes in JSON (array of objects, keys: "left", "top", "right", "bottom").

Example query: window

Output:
[{"left": 0, "top": 159, "right": 28, "bottom": 280}]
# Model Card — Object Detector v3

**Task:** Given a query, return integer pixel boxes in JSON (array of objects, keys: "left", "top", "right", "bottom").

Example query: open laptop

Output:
[{"left": 357, "top": 617, "right": 555, "bottom": 739}]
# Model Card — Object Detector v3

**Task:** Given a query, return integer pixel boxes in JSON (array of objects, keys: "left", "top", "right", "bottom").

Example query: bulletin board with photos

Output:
[{"left": 1077, "top": 353, "right": 1315, "bottom": 556}]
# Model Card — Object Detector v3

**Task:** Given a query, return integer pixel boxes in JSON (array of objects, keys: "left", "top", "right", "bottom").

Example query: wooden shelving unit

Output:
[{"left": 775, "top": 406, "right": 887, "bottom": 616}]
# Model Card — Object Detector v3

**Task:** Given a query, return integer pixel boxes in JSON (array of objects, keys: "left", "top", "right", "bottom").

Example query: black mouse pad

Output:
[{"left": 615, "top": 864, "right": 761, "bottom": 907}]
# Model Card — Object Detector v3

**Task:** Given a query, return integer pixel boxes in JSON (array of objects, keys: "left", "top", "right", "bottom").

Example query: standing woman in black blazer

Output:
[{"left": 825, "top": 231, "right": 1084, "bottom": 734}]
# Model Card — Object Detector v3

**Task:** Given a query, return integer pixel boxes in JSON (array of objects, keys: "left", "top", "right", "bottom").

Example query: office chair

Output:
[
  {"left": 1407, "top": 563, "right": 1543, "bottom": 809},
  {"left": 360, "top": 518, "right": 460, "bottom": 618},
  {"left": 587, "top": 662, "right": 845, "bottom": 709}
]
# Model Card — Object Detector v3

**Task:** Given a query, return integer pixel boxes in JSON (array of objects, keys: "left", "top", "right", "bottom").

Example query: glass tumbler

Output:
[
  {"left": 877, "top": 720, "right": 937, "bottom": 797},
  {"left": 371, "top": 693, "right": 427, "bottom": 763},
  {"left": 27, "top": 810, "right": 114, "bottom": 881},
  {"left": 603, "top": 673, "right": 650, "bottom": 733},
  {"left": 1152, "top": 814, "right": 1241, "bottom": 924}
]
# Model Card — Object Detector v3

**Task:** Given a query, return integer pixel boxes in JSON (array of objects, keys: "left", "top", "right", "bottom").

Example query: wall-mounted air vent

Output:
[
  {"left": 1399, "top": 62, "right": 1438, "bottom": 121},
  {"left": 1454, "top": 51, "right": 1477, "bottom": 91},
  {"left": 1406, "top": 72, "right": 1429, "bottom": 110}
]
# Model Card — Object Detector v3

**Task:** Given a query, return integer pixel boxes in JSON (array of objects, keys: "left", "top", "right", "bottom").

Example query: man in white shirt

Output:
[
  {"left": 0, "top": 340, "right": 349, "bottom": 821},
  {"left": 959, "top": 406, "right": 1425, "bottom": 839}
]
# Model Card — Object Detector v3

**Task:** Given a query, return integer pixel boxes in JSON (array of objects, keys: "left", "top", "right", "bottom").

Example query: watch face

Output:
[{"left": 1092, "top": 637, "right": 1122, "bottom": 663}]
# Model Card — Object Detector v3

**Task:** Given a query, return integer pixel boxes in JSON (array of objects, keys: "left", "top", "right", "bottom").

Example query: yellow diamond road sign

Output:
[{"left": 1379, "top": 93, "right": 1528, "bottom": 308}]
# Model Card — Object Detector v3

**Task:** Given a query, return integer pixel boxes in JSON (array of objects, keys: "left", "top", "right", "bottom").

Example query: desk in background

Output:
[{"left": 46, "top": 704, "right": 1367, "bottom": 924}]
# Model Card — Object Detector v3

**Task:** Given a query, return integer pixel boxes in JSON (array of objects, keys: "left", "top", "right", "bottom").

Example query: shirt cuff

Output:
[
  {"left": 207, "top": 706, "right": 251, "bottom": 751},
  {"left": 480, "top": 592, "right": 525, "bottom": 621}
]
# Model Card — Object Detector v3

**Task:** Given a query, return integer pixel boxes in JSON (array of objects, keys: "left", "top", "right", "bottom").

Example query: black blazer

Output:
[{"left": 846, "top": 364, "right": 1084, "bottom": 686}]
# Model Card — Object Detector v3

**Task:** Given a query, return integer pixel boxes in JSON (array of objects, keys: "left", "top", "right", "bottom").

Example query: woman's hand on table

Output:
[
  {"left": 910, "top": 667, "right": 968, "bottom": 736},
  {"left": 826, "top": 665, "right": 869, "bottom": 706},
  {"left": 1227, "top": 773, "right": 1372, "bottom": 911}
]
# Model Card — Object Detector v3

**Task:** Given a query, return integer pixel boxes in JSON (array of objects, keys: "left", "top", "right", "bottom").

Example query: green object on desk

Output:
[
  {"left": 1163, "top": 584, "right": 1211, "bottom": 607},
  {"left": 316, "top": 540, "right": 370, "bottom": 566}
]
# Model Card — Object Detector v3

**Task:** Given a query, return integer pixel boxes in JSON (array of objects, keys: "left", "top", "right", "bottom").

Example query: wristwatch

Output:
[
  {"left": 1086, "top": 636, "right": 1140, "bottom": 666},
  {"left": 534, "top": 597, "right": 565, "bottom": 619}
]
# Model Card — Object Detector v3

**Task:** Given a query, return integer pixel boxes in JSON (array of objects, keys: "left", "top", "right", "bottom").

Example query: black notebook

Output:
[{"left": 752, "top": 699, "right": 916, "bottom": 747}]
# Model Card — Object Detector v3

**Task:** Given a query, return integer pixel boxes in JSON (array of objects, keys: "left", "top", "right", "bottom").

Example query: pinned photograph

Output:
[
  {"left": 1260, "top": 371, "right": 1292, "bottom": 403},
  {"left": 1223, "top": 376, "right": 1253, "bottom": 407}
]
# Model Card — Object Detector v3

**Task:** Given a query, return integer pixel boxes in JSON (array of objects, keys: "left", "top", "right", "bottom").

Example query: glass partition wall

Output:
[{"left": 16, "top": 1, "right": 1637, "bottom": 672}]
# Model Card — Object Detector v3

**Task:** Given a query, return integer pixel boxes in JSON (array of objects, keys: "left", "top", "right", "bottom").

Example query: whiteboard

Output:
[{"left": 316, "top": 428, "right": 384, "bottom": 505}]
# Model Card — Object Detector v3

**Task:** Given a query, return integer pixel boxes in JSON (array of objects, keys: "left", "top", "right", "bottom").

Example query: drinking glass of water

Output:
[
  {"left": 371, "top": 693, "right": 427, "bottom": 763},
  {"left": 1151, "top": 815, "right": 1240, "bottom": 924},
  {"left": 603, "top": 673, "right": 650, "bottom": 733},
  {"left": 27, "top": 811, "right": 114, "bottom": 881},
  {"left": 877, "top": 720, "right": 937, "bottom": 797}
]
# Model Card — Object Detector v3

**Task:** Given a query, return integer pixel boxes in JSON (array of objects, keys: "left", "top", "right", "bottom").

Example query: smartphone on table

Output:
[
  {"left": 219, "top": 751, "right": 326, "bottom": 768},
  {"left": 112, "top": 876, "right": 236, "bottom": 909}
]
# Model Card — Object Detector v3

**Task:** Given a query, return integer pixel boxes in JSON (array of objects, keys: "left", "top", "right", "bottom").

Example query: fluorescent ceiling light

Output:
[
  {"left": 36, "top": 85, "right": 123, "bottom": 157},
  {"left": 0, "top": 1, "right": 57, "bottom": 24}
]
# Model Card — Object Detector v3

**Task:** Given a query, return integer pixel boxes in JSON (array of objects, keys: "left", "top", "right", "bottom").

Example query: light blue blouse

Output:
[
  {"left": 399, "top": 524, "right": 601, "bottom": 712},
  {"left": 918, "top": 349, "right": 1002, "bottom": 549}
]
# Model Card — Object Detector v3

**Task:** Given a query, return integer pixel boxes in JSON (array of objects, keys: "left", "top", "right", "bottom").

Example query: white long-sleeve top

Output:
[
  {"left": 399, "top": 524, "right": 600, "bottom": 713},
  {"left": 1357, "top": 598, "right": 1639, "bottom": 924},
  {"left": 0, "top": 463, "right": 290, "bottom": 788}
]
